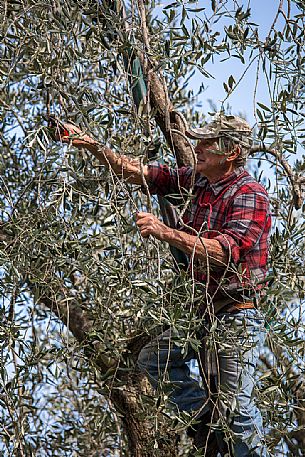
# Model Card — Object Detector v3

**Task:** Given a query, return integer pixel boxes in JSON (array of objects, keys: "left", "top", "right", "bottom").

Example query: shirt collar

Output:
[{"left": 195, "top": 166, "right": 246, "bottom": 195}]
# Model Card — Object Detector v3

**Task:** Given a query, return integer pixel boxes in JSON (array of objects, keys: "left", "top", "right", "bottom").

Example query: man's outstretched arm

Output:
[{"left": 59, "top": 122, "right": 148, "bottom": 185}]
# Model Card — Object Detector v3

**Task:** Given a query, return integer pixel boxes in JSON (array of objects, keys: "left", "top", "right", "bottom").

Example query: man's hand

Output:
[
  {"left": 136, "top": 212, "right": 169, "bottom": 240},
  {"left": 55, "top": 121, "right": 97, "bottom": 149},
  {"left": 49, "top": 117, "right": 148, "bottom": 185},
  {"left": 137, "top": 212, "right": 228, "bottom": 266}
]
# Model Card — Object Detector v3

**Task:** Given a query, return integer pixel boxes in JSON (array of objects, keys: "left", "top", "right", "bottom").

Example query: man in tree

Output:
[{"left": 57, "top": 113, "right": 271, "bottom": 456}]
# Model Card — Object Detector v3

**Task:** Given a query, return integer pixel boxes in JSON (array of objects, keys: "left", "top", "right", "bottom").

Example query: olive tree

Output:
[{"left": 0, "top": 0, "right": 304, "bottom": 456}]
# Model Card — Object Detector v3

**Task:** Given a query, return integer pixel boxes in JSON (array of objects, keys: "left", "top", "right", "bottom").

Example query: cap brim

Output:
[{"left": 186, "top": 128, "right": 219, "bottom": 140}]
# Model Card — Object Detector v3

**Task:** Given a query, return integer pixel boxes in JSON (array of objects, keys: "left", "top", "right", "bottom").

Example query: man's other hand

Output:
[{"left": 136, "top": 212, "right": 169, "bottom": 241}]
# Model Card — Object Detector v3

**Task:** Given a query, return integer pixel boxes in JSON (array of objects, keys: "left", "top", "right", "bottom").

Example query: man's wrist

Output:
[
  {"left": 159, "top": 226, "right": 176, "bottom": 243},
  {"left": 86, "top": 140, "right": 99, "bottom": 152}
]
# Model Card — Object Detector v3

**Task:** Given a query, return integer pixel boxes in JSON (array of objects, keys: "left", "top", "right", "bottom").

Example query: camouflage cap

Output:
[{"left": 186, "top": 113, "right": 252, "bottom": 148}]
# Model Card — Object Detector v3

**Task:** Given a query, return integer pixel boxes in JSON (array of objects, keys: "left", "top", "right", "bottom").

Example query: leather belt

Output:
[{"left": 224, "top": 301, "right": 255, "bottom": 313}]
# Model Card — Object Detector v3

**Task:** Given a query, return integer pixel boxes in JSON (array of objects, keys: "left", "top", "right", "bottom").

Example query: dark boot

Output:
[
  {"left": 188, "top": 413, "right": 219, "bottom": 457},
  {"left": 194, "top": 423, "right": 218, "bottom": 456}
]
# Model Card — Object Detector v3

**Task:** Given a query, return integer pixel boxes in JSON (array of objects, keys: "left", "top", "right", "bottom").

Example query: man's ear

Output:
[{"left": 226, "top": 145, "right": 241, "bottom": 162}]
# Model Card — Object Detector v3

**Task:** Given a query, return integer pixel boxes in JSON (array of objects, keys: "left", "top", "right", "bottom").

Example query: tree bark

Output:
[
  {"left": 32, "top": 288, "right": 178, "bottom": 456},
  {"left": 148, "top": 72, "right": 194, "bottom": 168}
]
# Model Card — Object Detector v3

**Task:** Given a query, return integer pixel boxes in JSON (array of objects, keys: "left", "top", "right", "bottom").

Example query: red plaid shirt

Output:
[{"left": 147, "top": 163, "right": 271, "bottom": 301}]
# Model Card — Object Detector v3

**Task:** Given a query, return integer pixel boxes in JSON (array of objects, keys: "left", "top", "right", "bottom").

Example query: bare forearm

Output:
[
  {"left": 86, "top": 142, "right": 148, "bottom": 185},
  {"left": 160, "top": 227, "right": 228, "bottom": 267},
  {"left": 59, "top": 122, "right": 148, "bottom": 184},
  {"left": 136, "top": 212, "right": 228, "bottom": 267}
]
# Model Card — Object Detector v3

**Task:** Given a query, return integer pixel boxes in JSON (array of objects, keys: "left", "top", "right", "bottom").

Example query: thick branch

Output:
[
  {"left": 134, "top": 0, "right": 193, "bottom": 168},
  {"left": 0, "top": 223, "right": 178, "bottom": 457},
  {"left": 143, "top": 65, "right": 194, "bottom": 168},
  {"left": 250, "top": 145, "right": 304, "bottom": 210}
]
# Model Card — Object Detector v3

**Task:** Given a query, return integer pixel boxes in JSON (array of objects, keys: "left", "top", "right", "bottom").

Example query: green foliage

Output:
[{"left": 0, "top": 0, "right": 305, "bottom": 456}]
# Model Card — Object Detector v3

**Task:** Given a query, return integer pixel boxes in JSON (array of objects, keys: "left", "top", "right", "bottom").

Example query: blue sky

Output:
[
  {"left": 163, "top": 0, "right": 304, "bottom": 173},
  {"left": 156, "top": 0, "right": 303, "bottom": 215},
  {"left": 158, "top": 0, "right": 303, "bottom": 160},
  {"left": 195, "top": 1, "right": 282, "bottom": 118},
  {"left": 186, "top": 1, "right": 298, "bottom": 125}
]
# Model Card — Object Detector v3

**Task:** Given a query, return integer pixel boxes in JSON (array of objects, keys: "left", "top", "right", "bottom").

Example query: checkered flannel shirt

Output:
[{"left": 147, "top": 163, "right": 271, "bottom": 301}]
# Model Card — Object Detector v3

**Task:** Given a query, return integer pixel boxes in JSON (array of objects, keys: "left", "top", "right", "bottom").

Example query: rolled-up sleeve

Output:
[
  {"left": 146, "top": 162, "right": 195, "bottom": 198},
  {"left": 213, "top": 190, "right": 271, "bottom": 265}
]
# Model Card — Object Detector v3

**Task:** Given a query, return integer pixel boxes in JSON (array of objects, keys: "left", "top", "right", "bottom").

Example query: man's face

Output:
[{"left": 194, "top": 138, "right": 226, "bottom": 179}]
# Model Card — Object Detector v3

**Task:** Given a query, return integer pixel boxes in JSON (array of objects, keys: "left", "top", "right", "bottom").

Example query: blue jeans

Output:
[{"left": 137, "top": 309, "right": 269, "bottom": 457}]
